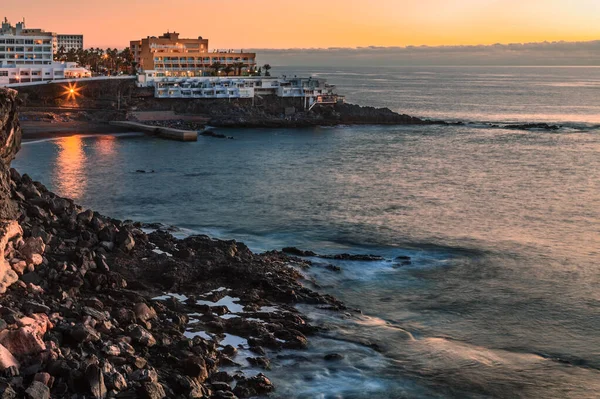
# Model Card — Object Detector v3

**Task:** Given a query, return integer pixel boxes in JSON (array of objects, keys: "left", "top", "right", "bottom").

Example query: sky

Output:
[{"left": 2, "top": 0, "right": 600, "bottom": 49}]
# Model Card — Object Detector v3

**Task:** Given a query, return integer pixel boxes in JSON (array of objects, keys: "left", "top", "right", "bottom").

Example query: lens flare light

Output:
[{"left": 62, "top": 83, "right": 81, "bottom": 101}]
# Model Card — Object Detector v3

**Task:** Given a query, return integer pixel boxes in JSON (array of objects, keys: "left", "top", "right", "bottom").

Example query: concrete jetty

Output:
[{"left": 109, "top": 121, "right": 198, "bottom": 142}]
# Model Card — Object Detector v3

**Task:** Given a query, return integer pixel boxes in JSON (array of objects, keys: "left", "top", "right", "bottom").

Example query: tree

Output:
[
  {"left": 105, "top": 48, "right": 119, "bottom": 74},
  {"left": 231, "top": 62, "right": 246, "bottom": 76},
  {"left": 119, "top": 47, "right": 134, "bottom": 74},
  {"left": 263, "top": 64, "right": 272, "bottom": 77},
  {"left": 223, "top": 65, "right": 234, "bottom": 76},
  {"left": 55, "top": 46, "right": 66, "bottom": 62},
  {"left": 65, "top": 48, "right": 77, "bottom": 63},
  {"left": 210, "top": 62, "right": 224, "bottom": 76}
]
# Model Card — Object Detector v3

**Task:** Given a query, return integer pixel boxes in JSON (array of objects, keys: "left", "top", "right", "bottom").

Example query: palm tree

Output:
[
  {"left": 106, "top": 48, "right": 119, "bottom": 74},
  {"left": 55, "top": 46, "right": 66, "bottom": 62},
  {"left": 210, "top": 62, "right": 224, "bottom": 76},
  {"left": 65, "top": 48, "right": 77, "bottom": 63},
  {"left": 115, "top": 47, "right": 134, "bottom": 74},
  {"left": 231, "top": 62, "right": 246, "bottom": 76},
  {"left": 223, "top": 65, "right": 234, "bottom": 76},
  {"left": 263, "top": 64, "right": 272, "bottom": 77}
]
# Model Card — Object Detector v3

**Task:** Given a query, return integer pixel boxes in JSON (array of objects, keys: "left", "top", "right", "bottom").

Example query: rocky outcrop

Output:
[
  {"left": 0, "top": 87, "right": 345, "bottom": 399},
  {"left": 0, "top": 90, "right": 24, "bottom": 294},
  {"left": 205, "top": 100, "right": 432, "bottom": 128},
  {"left": 0, "top": 89, "right": 20, "bottom": 220}
]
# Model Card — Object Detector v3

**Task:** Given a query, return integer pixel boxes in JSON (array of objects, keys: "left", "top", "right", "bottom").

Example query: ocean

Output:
[{"left": 13, "top": 66, "right": 600, "bottom": 398}]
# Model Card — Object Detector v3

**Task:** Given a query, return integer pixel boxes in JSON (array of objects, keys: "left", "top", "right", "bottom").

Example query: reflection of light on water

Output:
[
  {"left": 53, "top": 136, "right": 86, "bottom": 200},
  {"left": 95, "top": 135, "right": 116, "bottom": 156}
]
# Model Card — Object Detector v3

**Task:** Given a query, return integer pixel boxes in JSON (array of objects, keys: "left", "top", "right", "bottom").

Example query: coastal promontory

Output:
[{"left": 0, "top": 87, "right": 345, "bottom": 398}]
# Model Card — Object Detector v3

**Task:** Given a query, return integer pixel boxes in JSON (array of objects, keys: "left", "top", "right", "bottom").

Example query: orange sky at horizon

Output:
[{"left": 3, "top": 0, "right": 600, "bottom": 49}]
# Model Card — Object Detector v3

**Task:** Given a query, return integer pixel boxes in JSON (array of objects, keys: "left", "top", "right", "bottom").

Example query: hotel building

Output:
[
  {"left": 57, "top": 34, "right": 84, "bottom": 51},
  {"left": 0, "top": 18, "right": 90, "bottom": 86},
  {"left": 130, "top": 32, "right": 256, "bottom": 77}
]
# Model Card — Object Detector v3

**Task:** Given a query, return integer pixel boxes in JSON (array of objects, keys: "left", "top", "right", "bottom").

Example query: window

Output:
[{"left": 0, "top": 71, "right": 7, "bottom": 77}]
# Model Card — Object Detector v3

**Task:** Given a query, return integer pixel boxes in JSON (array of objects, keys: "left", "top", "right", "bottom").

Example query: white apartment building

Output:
[
  {"left": 0, "top": 18, "right": 90, "bottom": 86},
  {"left": 138, "top": 73, "right": 344, "bottom": 108},
  {"left": 57, "top": 34, "right": 84, "bottom": 51}
]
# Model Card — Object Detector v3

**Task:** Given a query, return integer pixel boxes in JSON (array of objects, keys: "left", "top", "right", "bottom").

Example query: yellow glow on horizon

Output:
[{"left": 3, "top": 0, "right": 599, "bottom": 48}]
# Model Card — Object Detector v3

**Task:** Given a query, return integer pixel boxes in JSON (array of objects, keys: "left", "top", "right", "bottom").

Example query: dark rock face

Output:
[
  {"left": 207, "top": 100, "right": 430, "bottom": 128},
  {"left": 503, "top": 123, "right": 560, "bottom": 131},
  {"left": 0, "top": 90, "right": 20, "bottom": 220},
  {"left": 0, "top": 88, "right": 351, "bottom": 398}
]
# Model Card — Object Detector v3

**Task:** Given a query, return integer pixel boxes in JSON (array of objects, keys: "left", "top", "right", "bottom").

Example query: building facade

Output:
[
  {"left": 57, "top": 34, "right": 84, "bottom": 51},
  {"left": 0, "top": 18, "right": 90, "bottom": 86},
  {"left": 0, "top": 18, "right": 55, "bottom": 67},
  {"left": 130, "top": 32, "right": 256, "bottom": 77},
  {"left": 137, "top": 74, "right": 344, "bottom": 109}
]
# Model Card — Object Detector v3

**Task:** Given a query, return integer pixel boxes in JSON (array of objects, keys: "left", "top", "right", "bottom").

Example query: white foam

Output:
[
  {"left": 196, "top": 296, "right": 245, "bottom": 313},
  {"left": 184, "top": 330, "right": 212, "bottom": 340},
  {"left": 152, "top": 248, "right": 173, "bottom": 257},
  {"left": 152, "top": 292, "right": 188, "bottom": 302},
  {"left": 258, "top": 306, "right": 279, "bottom": 313}
]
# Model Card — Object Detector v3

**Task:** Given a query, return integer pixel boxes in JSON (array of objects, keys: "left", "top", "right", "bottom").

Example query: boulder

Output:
[
  {"left": 0, "top": 344, "right": 18, "bottom": 371},
  {"left": 70, "top": 324, "right": 101, "bottom": 343},
  {"left": 33, "top": 372, "right": 52, "bottom": 386},
  {"left": 19, "top": 237, "right": 45, "bottom": 263},
  {"left": 116, "top": 230, "right": 135, "bottom": 252},
  {"left": 0, "top": 325, "right": 46, "bottom": 357},
  {"left": 183, "top": 356, "right": 208, "bottom": 382},
  {"left": 129, "top": 325, "right": 156, "bottom": 347},
  {"left": 134, "top": 303, "right": 157, "bottom": 323},
  {"left": 131, "top": 368, "right": 159, "bottom": 383},
  {"left": 76, "top": 209, "right": 94, "bottom": 224},
  {"left": 138, "top": 381, "right": 166, "bottom": 399},
  {"left": 0, "top": 221, "right": 22, "bottom": 293},
  {"left": 24, "top": 381, "right": 50, "bottom": 399},
  {"left": 85, "top": 364, "right": 106, "bottom": 399}
]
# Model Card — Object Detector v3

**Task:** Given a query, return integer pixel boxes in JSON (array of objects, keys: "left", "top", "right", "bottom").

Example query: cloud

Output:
[{"left": 252, "top": 40, "right": 600, "bottom": 66}]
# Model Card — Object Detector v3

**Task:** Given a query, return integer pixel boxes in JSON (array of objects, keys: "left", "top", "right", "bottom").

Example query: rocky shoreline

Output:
[{"left": 0, "top": 88, "right": 351, "bottom": 398}]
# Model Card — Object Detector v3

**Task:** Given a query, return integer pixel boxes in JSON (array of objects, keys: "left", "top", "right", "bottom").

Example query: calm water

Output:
[{"left": 14, "top": 67, "right": 600, "bottom": 398}]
